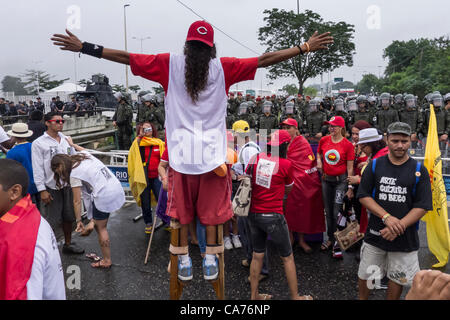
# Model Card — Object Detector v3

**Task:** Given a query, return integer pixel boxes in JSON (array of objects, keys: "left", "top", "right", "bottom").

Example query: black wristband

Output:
[
  {"left": 81, "top": 42, "right": 104, "bottom": 59},
  {"left": 297, "top": 45, "right": 304, "bottom": 55}
]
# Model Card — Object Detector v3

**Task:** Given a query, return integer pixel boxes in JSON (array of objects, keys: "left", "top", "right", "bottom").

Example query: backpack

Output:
[
  {"left": 371, "top": 158, "right": 422, "bottom": 230},
  {"left": 232, "top": 157, "right": 257, "bottom": 217}
]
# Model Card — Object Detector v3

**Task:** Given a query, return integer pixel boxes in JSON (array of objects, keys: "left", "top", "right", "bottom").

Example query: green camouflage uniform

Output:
[
  {"left": 376, "top": 108, "right": 399, "bottom": 134},
  {"left": 113, "top": 101, "right": 133, "bottom": 150},
  {"left": 259, "top": 113, "right": 279, "bottom": 135}
]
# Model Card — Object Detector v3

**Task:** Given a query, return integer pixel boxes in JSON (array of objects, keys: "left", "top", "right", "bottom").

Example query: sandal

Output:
[
  {"left": 320, "top": 240, "right": 332, "bottom": 251},
  {"left": 257, "top": 293, "right": 272, "bottom": 300},
  {"left": 86, "top": 253, "right": 101, "bottom": 262},
  {"left": 91, "top": 259, "right": 112, "bottom": 269}
]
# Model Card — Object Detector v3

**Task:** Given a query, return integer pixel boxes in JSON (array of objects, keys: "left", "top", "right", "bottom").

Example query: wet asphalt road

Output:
[{"left": 56, "top": 203, "right": 450, "bottom": 300}]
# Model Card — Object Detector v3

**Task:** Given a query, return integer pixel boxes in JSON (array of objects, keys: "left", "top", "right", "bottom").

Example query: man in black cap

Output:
[
  {"left": 35, "top": 97, "right": 45, "bottom": 113},
  {"left": 357, "top": 122, "right": 433, "bottom": 300}
]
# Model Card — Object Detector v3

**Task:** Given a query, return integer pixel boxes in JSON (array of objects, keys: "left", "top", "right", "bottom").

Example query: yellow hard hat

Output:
[{"left": 232, "top": 120, "right": 250, "bottom": 133}]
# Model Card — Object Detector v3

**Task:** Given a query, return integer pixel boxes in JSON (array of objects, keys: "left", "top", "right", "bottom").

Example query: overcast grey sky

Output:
[{"left": 1, "top": 0, "right": 449, "bottom": 93}]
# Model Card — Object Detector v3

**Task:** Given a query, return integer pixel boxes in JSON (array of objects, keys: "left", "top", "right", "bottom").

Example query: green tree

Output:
[
  {"left": 356, "top": 74, "right": 382, "bottom": 95},
  {"left": 21, "top": 70, "right": 69, "bottom": 94},
  {"left": 111, "top": 84, "right": 127, "bottom": 93},
  {"left": 1, "top": 76, "right": 28, "bottom": 95},
  {"left": 128, "top": 85, "right": 141, "bottom": 93},
  {"left": 381, "top": 36, "right": 450, "bottom": 98},
  {"left": 333, "top": 81, "right": 354, "bottom": 90},
  {"left": 152, "top": 86, "right": 164, "bottom": 95},
  {"left": 282, "top": 84, "right": 299, "bottom": 95},
  {"left": 303, "top": 86, "right": 318, "bottom": 97},
  {"left": 258, "top": 9, "right": 355, "bottom": 94}
]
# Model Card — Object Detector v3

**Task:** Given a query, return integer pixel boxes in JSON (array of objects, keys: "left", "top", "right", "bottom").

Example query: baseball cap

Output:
[
  {"left": 268, "top": 130, "right": 291, "bottom": 146},
  {"left": 280, "top": 118, "right": 298, "bottom": 128},
  {"left": 232, "top": 120, "right": 250, "bottom": 133},
  {"left": 357, "top": 128, "right": 382, "bottom": 145},
  {"left": 387, "top": 122, "right": 412, "bottom": 136},
  {"left": 324, "top": 116, "right": 345, "bottom": 128},
  {"left": 186, "top": 20, "right": 214, "bottom": 47}
]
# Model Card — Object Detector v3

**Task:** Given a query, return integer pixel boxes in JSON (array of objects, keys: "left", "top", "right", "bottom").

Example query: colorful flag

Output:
[{"left": 422, "top": 104, "right": 450, "bottom": 267}]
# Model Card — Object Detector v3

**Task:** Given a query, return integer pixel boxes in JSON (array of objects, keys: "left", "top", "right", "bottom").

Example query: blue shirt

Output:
[{"left": 6, "top": 142, "right": 38, "bottom": 195}]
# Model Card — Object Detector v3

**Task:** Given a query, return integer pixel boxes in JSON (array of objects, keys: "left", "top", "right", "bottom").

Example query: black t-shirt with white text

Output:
[{"left": 357, "top": 155, "right": 432, "bottom": 252}]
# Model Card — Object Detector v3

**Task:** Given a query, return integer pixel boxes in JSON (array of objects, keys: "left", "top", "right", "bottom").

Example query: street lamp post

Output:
[
  {"left": 124, "top": 4, "right": 130, "bottom": 92},
  {"left": 132, "top": 36, "right": 151, "bottom": 53}
]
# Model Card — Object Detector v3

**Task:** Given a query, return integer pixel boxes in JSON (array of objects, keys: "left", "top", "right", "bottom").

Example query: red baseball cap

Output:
[
  {"left": 186, "top": 21, "right": 214, "bottom": 47},
  {"left": 256, "top": 97, "right": 261, "bottom": 101},
  {"left": 324, "top": 116, "right": 345, "bottom": 128},
  {"left": 280, "top": 118, "right": 298, "bottom": 128},
  {"left": 268, "top": 130, "right": 291, "bottom": 146},
  {"left": 229, "top": 92, "right": 235, "bottom": 96}
]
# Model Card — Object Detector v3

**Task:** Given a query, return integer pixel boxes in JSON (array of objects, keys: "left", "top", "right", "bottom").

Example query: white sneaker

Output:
[
  {"left": 232, "top": 234, "right": 242, "bottom": 248},
  {"left": 224, "top": 236, "right": 233, "bottom": 250}
]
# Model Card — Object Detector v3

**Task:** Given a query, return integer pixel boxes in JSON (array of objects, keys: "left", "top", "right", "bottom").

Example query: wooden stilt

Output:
[
  {"left": 169, "top": 225, "right": 185, "bottom": 300},
  {"left": 210, "top": 224, "right": 225, "bottom": 300},
  {"left": 169, "top": 222, "right": 225, "bottom": 300}
]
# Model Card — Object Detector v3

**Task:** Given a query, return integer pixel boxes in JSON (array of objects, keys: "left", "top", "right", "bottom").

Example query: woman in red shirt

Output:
[
  {"left": 317, "top": 116, "right": 354, "bottom": 259},
  {"left": 246, "top": 130, "right": 312, "bottom": 300},
  {"left": 138, "top": 122, "right": 164, "bottom": 234}
]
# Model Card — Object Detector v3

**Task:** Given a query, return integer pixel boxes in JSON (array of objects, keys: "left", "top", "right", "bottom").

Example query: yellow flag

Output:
[{"left": 422, "top": 104, "right": 450, "bottom": 267}]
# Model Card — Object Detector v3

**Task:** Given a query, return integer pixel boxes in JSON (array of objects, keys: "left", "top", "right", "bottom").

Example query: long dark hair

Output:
[
  {"left": 184, "top": 41, "right": 217, "bottom": 103},
  {"left": 367, "top": 140, "right": 387, "bottom": 158},
  {"left": 266, "top": 142, "right": 289, "bottom": 159},
  {"left": 51, "top": 153, "right": 90, "bottom": 189}
]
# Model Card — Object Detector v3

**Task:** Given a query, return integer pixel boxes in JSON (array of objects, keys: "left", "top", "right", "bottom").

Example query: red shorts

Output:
[{"left": 166, "top": 167, "right": 233, "bottom": 226}]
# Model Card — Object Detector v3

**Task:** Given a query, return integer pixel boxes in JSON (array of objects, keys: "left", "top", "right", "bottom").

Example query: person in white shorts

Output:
[{"left": 356, "top": 122, "right": 432, "bottom": 300}]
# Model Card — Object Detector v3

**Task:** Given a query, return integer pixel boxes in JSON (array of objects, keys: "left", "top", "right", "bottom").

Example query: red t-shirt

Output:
[
  {"left": 318, "top": 136, "right": 355, "bottom": 176},
  {"left": 161, "top": 141, "right": 169, "bottom": 162},
  {"left": 143, "top": 146, "right": 161, "bottom": 179},
  {"left": 129, "top": 53, "right": 258, "bottom": 95},
  {"left": 246, "top": 153, "right": 294, "bottom": 214}
]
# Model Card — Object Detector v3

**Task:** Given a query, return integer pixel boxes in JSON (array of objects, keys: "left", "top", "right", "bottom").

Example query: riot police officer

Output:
[
  {"left": 376, "top": 92, "right": 399, "bottom": 135},
  {"left": 305, "top": 98, "right": 327, "bottom": 143},
  {"left": 253, "top": 97, "right": 263, "bottom": 115},
  {"left": 280, "top": 101, "right": 302, "bottom": 131},
  {"left": 259, "top": 101, "right": 279, "bottom": 135},
  {"left": 393, "top": 94, "right": 404, "bottom": 112},
  {"left": 141, "top": 94, "right": 165, "bottom": 140},
  {"left": 330, "top": 98, "right": 349, "bottom": 132},
  {"left": 399, "top": 94, "right": 423, "bottom": 148},
  {"left": 136, "top": 90, "right": 151, "bottom": 126},
  {"left": 236, "top": 102, "right": 257, "bottom": 129},
  {"left": 445, "top": 93, "right": 450, "bottom": 111},
  {"left": 226, "top": 103, "right": 236, "bottom": 129},
  {"left": 228, "top": 92, "right": 239, "bottom": 115},
  {"left": 354, "top": 95, "right": 375, "bottom": 125},
  {"left": 346, "top": 97, "right": 358, "bottom": 127},
  {"left": 112, "top": 92, "right": 133, "bottom": 150},
  {"left": 423, "top": 92, "right": 450, "bottom": 149}
]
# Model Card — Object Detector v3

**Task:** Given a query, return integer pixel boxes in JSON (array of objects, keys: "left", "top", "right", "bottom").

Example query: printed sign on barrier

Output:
[
  {"left": 107, "top": 166, "right": 129, "bottom": 189},
  {"left": 443, "top": 175, "right": 450, "bottom": 202}
]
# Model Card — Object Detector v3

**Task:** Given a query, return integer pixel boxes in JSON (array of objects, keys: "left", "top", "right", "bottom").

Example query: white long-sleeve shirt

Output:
[
  {"left": 31, "top": 132, "right": 75, "bottom": 192},
  {"left": 26, "top": 216, "right": 66, "bottom": 300}
]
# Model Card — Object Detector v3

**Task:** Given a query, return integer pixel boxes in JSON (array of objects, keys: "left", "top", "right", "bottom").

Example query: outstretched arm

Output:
[
  {"left": 51, "top": 29, "right": 130, "bottom": 65},
  {"left": 257, "top": 31, "right": 334, "bottom": 68}
]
